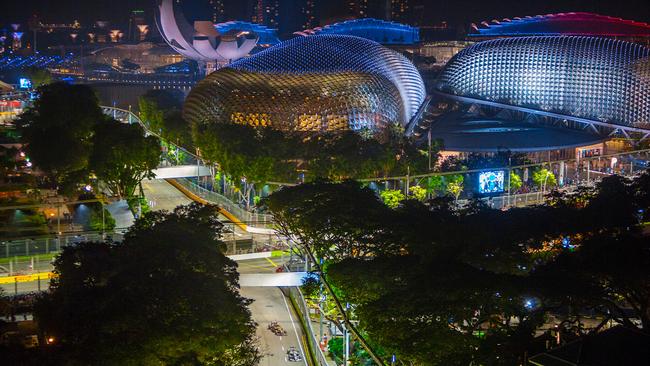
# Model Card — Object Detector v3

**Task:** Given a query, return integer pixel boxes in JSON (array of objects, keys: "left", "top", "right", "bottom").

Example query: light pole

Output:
[{"left": 507, "top": 156, "right": 512, "bottom": 207}]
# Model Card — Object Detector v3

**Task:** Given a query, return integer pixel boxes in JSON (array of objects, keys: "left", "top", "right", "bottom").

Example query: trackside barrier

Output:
[
  {"left": 0, "top": 231, "right": 284, "bottom": 277},
  {"left": 285, "top": 286, "right": 330, "bottom": 366}
]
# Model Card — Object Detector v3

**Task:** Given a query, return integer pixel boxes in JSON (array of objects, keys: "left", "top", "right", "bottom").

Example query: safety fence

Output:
[
  {"left": 285, "top": 286, "right": 332, "bottom": 366},
  {"left": 0, "top": 230, "right": 284, "bottom": 276}
]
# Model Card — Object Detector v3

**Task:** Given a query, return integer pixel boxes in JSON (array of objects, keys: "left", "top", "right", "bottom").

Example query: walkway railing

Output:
[
  {"left": 173, "top": 178, "right": 274, "bottom": 228},
  {"left": 102, "top": 106, "right": 275, "bottom": 226}
]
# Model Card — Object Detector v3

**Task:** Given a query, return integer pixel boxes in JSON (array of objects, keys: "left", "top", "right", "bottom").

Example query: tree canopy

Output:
[
  {"left": 34, "top": 204, "right": 260, "bottom": 365},
  {"left": 267, "top": 172, "right": 650, "bottom": 365},
  {"left": 18, "top": 82, "right": 161, "bottom": 197},
  {"left": 89, "top": 119, "right": 160, "bottom": 198},
  {"left": 139, "top": 89, "right": 192, "bottom": 148},
  {"left": 18, "top": 82, "right": 105, "bottom": 187},
  {"left": 191, "top": 120, "right": 433, "bottom": 188}
]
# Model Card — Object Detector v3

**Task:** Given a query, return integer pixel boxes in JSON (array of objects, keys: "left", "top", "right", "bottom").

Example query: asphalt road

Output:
[
  {"left": 237, "top": 257, "right": 307, "bottom": 366},
  {"left": 141, "top": 179, "right": 193, "bottom": 211},
  {"left": 242, "top": 286, "right": 307, "bottom": 365}
]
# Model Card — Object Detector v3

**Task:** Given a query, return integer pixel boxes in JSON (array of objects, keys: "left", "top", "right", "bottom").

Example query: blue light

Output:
[
  {"left": 215, "top": 21, "right": 280, "bottom": 46},
  {"left": 301, "top": 18, "right": 419, "bottom": 45},
  {"left": 19, "top": 78, "right": 32, "bottom": 89},
  {"left": 524, "top": 298, "right": 536, "bottom": 309}
]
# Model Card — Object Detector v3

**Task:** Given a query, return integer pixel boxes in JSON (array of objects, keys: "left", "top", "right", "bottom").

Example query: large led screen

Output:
[{"left": 478, "top": 170, "right": 505, "bottom": 194}]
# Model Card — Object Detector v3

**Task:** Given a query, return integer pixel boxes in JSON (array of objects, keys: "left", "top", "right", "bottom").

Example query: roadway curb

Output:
[{"left": 164, "top": 179, "right": 249, "bottom": 232}]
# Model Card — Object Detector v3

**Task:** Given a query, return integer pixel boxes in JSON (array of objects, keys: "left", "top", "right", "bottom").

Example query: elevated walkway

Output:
[{"left": 150, "top": 165, "right": 212, "bottom": 179}]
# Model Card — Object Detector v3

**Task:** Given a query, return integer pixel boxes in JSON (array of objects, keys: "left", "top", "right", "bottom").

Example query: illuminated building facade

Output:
[
  {"left": 468, "top": 12, "right": 650, "bottom": 46},
  {"left": 184, "top": 35, "right": 426, "bottom": 137},
  {"left": 215, "top": 21, "right": 280, "bottom": 46},
  {"left": 435, "top": 36, "right": 650, "bottom": 133},
  {"left": 295, "top": 18, "right": 419, "bottom": 45}
]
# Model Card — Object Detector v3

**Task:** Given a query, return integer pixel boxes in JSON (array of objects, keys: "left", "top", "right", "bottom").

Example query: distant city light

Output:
[{"left": 19, "top": 78, "right": 32, "bottom": 89}]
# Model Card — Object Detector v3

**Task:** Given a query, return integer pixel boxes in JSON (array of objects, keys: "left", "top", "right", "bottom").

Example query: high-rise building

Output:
[
  {"left": 248, "top": 0, "right": 319, "bottom": 35},
  {"left": 300, "top": 0, "right": 318, "bottom": 30},
  {"left": 174, "top": 0, "right": 226, "bottom": 23},
  {"left": 347, "top": 0, "right": 413, "bottom": 23},
  {"left": 209, "top": 0, "right": 226, "bottom": 23},
  {"left": 390, "top": 0, "right": 411, "bottom": 23},
  {"left": 250, "top": 0, "right": 280, "bottom": 28},
  {"left": 128, "top": 10, "right": 148, "bottom": 42}
]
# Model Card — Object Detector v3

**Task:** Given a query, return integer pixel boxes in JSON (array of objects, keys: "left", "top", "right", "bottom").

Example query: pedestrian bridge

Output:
[
  {"left": 239, "top": 272, "right": 308, "bottom": 287},
  {"left": 150, "top": 165, "right": 212, "bottom": 179},
  {"left": 101, "top": 106, "right": 213, "bottom": 179}
]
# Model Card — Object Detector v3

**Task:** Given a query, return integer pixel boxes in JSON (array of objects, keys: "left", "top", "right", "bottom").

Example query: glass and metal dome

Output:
[
  {"left": 184, "top": 35, "right": 426, "bottom": 135},
  {"left": 469, "top": 12, "right": 650, "bottom": 38},
  {"left": 295, "top": 18, "right": 420, "bottom": 45},
  {"left": 435, "top": 36, "right": 650, "bottom": 130}
]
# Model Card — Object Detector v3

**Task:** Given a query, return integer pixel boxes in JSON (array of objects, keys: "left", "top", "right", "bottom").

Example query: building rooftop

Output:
[
  {"left": 469, "top": 12, "right": 650, "bottom": 37},
  {"left": 295, "top": 18, "right": 419, "bottom": 45},
  {"left": 426, "top": 112, "right": 605, "bottom": 153}
]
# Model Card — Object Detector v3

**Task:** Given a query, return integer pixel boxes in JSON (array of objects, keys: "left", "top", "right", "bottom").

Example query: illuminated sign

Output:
[
  {"left": 19, "top": 78, "right": 32, "bottom": 89},
  {"left": 478, "top": 170, "right": 505, "bottom": 194}
]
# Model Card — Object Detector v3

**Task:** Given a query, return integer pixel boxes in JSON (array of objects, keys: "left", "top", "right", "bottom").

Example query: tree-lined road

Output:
[{"left": 238, "top": 257, "right": 307, "bottom": 366}]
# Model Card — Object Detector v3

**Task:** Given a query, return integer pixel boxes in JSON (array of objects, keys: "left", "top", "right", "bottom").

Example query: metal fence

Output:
[
  {"left": 0, "top": 232, "right": 117, "bottom": 260},
  {"left": 0, "top": 229, "right": 282, "bottom": 273},
  {"left": 285, "top": 286, "right": 331, "bottom": 366},
  {"left": 174, "top": 178, "right": 274, "bottom": 228},
  {"left": 457, "top": 191, "right": 547, "bottom": 210}
]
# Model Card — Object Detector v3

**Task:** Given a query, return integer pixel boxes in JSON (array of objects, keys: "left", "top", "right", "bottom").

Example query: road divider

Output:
[{"left": 0, "top": 272, "right": 56, "bottom": 284}]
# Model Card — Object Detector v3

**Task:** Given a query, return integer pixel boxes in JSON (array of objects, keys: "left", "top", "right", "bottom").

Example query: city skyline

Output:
[{"left": 2, "top": 0, "right": 650, "bottom": 29}]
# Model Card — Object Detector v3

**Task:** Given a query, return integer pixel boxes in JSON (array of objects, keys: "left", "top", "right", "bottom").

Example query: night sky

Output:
[{"left": 2, "top": 0, "right": 650, "bottom": 28}]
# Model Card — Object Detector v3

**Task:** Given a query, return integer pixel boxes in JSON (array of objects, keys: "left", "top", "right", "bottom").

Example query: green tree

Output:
[
  {"left": 265, "top": 180, "right": 398, "bottom": 260},
  {"left": 445, "top": 174, "right": 464, "bottom": 202},
  {"left": 532, "top": 168, "right": 557, "bottom": 190},
  {"left": 509, "top": 171, "right": 523, "bottom": 193},
  {"left": 409, "top": 185, "right": 427, "bottom": 201},
  {"left": 89, "top": 119, "right": 160, "bottom": 198},
  {"left": 138, "top": 90, "right": 193, "bottom": 149},
  {"left": 18, "top": 82, "right": 105, "bottom": 188},
  {"left": 162, "top": 110, "right": 193, "bottom": 148},
  {"left": 194, "top": 123, "right": 296, "bottom": 209},
  {"left": 34, "top": 204, "right": 260, "bottom": 365},
  {"left": 380, "top": 189, "right": 405, "bottom": 208},
  {"left": 533, "top": 231, "right": 650, "bottom": 331},
  {"left": 25, "top": 67, "right": 53, "bottom": 88},
  {"left": 138, "top": 89, "right": 183, "bottom": 133},
  {"left": 0, "top": 146, "right": 18, "bottom": 183},
  {"left": 264, "top": 173, "right": 650, "bottom": 365},
  {"left": 88, "top": 205, "right": 116, "bottom": 231},
  {"left": 426, "top": 175, "right": 445, "bottom": 196}
]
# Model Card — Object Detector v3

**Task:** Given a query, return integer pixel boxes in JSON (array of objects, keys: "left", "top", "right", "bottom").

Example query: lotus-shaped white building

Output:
[{"left": 155, "top": 0, "right": 258, "bottom": 64}]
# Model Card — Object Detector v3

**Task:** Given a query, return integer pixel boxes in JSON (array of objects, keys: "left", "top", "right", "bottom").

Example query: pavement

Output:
[
  {"left": 104, "top": 179, "right": 194, "bottom": 230},
  {"left": 142, "top": 179, "right": 250, "bottom": 239},
  {"left": 105, "top": 200, "right": 134, "bottom": 229},
  {"left": 141, "top": 179, "right": 193, "bottom": 212}
]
